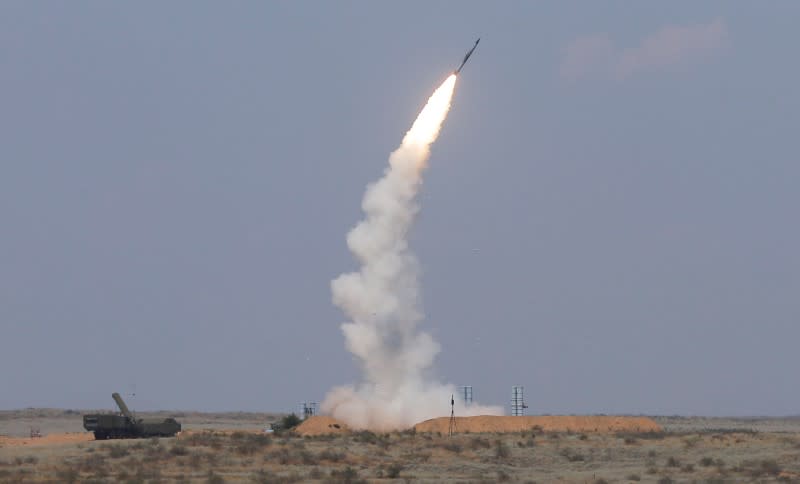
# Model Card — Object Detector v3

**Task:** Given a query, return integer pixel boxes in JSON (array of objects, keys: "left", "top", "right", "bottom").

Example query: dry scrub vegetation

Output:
[{"left": 2, "top": 427, "right": 800, "bottom": 482}]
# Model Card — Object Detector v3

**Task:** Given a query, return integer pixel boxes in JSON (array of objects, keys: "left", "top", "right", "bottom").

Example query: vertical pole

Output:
[{"left": 448, "top": 395, "right": 456, "bottom": 436}]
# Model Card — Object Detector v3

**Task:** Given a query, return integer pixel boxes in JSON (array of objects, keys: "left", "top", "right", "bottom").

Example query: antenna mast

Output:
[{"left": 448, "top": 394, "right": 456, "bottom": 436}]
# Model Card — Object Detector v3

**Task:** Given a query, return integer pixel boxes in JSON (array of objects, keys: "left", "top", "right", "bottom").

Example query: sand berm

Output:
[{"left": 296, "top": 415, "right": 661, "bottom": 436}]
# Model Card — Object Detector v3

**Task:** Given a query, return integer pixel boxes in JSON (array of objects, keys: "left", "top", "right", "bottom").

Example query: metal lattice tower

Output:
[
  {"left": 460, "top": 386, "right": 473, "bottom": 407},
  {"left": 299, "top": 402, "right": 317, "bottom": 419},
  {"left": 511, "top": 386, "right": 526, "bottom": 416}
]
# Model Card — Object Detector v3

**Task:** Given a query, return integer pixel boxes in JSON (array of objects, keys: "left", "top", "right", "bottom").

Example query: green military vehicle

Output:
[{"left": 83, "top": 393, "right": 181, "bottom": 440}]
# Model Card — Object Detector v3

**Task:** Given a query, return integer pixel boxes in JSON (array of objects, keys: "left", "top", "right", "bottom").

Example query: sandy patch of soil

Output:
[{"left": 0, "top": 432, "right": 94, "bottom": 447}]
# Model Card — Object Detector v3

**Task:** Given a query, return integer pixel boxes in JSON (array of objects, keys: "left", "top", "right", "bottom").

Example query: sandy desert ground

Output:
[{"left": 2, "top": 409, "right": 800, "bottom": 482}]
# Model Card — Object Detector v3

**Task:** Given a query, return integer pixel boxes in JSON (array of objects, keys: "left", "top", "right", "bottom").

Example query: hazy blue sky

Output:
[{"left": 2, "top": 2, "right": 798, "bottom": 416}]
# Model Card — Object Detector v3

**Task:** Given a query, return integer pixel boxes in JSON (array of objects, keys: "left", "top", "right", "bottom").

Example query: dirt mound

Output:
[
  {"left": 415, "top": 415, "right": 662, "bottom": 434},
  {"left": 294, "top": 414, "right": 660, "bottom": 435},
  {"left": 0, "top": 432, "right": 94, "bottom": 447},
  {"left": 294, "top": 416, "right": 351, "bottom": 436}
]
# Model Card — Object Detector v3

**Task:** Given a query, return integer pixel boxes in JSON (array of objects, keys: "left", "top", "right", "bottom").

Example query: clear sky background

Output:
[{"left": 2, "top": 2, "right": 798, "bottom": 415}]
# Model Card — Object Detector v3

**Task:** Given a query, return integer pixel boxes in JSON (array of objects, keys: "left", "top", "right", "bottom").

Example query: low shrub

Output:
[
  {"left": 699, "top": 456, "right": 714, "bottom": 467},
  {"left": 402, "top": 450, "right": 431, "bottom": 463},
  {"left": 683, "top": 436, "right": 701, "bottom": 448},
  {"left": 470, "top": 436, "right": 491, "bottom": 450},
  {"left": 318, "top": 449, "right": 345, "bottom": 462},
  {"left": 741, "top": 459, "right": 781, "bottom": 477},
  {"left": 188, "top": 451, "right": 203, "bottom": 468},
  {"left": 184, "top": 431, "right": 224, "bottom": 449},
  {"left": 559, "top": 447, "right": 585, "bottom": 462},
  {"left": 170, "top": 444, "right": 189, "bottom": 456},
  {"left": 386, "top": 463, "right": 403, "bottom": 479},
  {"left": 206, "top": 469, "right": 225, "bottom": 484},
  {"left": 299, "top": 450, "right": 317, "bottom": 465},
  {"left": 145, "top": 442, "right": 167, "bottom": 459},
  {"left": 55, "top": 467, "right": 80, "bottom": 483},
  {"left": 267, "top": 447, "right": 291, "bottom": 465},
  {"left": 133, "top": 464, "right": 162, "bottom": 481},
  {"left": 616, "top": 431, "right": 665, "bottom": 441},
  {"left": 495, "top": 440, "right": 511, "bottom": 460},
  {"left": 277, "top": 413, "right": 301, "bottom": 431},
  {"left": 329, "top": 466, "right": 366, "bottom": 484},
  {"left": 233, "top": 433, "right": 272, "bottom": 455},
  {"left": 352, "top": 430, "right": 388, "bottom": 448},
  {"left": 80, "top": 453, "right": 108, "bottom": 474},
  {"left": 439, "top": 441, "right": 463, "bottom": 453},
  {"left": 107, "top": 444, "right": 129, "bottom": 458}
]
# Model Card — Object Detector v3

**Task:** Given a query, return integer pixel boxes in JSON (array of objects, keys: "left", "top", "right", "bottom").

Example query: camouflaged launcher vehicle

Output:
[{"left": 83, "top": 393, "right": 181, "bottom": 439}]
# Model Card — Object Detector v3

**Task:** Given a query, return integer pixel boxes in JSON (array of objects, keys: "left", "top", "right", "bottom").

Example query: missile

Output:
[{"left": 455, "top": 38, "right": 480, "bottom": 74}]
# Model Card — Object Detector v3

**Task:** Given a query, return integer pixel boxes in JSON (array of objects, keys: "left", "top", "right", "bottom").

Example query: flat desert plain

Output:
[{"left": 2, "top": 409, "right": 800, "bottom": 482}]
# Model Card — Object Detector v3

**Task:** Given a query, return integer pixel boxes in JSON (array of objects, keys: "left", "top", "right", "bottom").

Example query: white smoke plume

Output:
[{"left": 322, "top": 74, "right": 503, "bottom": 431}]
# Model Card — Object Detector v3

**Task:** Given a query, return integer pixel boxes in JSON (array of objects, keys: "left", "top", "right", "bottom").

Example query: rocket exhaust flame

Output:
[
  {"left": 402, "top": 74, "right": 457, "bottom": 149},
  {"left": 322, "top": 74, "right": 502, "bottom": 431}
]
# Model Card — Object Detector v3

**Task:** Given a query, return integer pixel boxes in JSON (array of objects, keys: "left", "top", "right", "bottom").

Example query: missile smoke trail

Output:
[{"left": 322, "top": 74, "right": 502, "bottom": 430}]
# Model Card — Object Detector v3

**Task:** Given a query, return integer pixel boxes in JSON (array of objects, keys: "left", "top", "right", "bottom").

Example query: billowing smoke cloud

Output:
[{"left": 322, "top": 74, "right": 502, "bottom": 431}]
